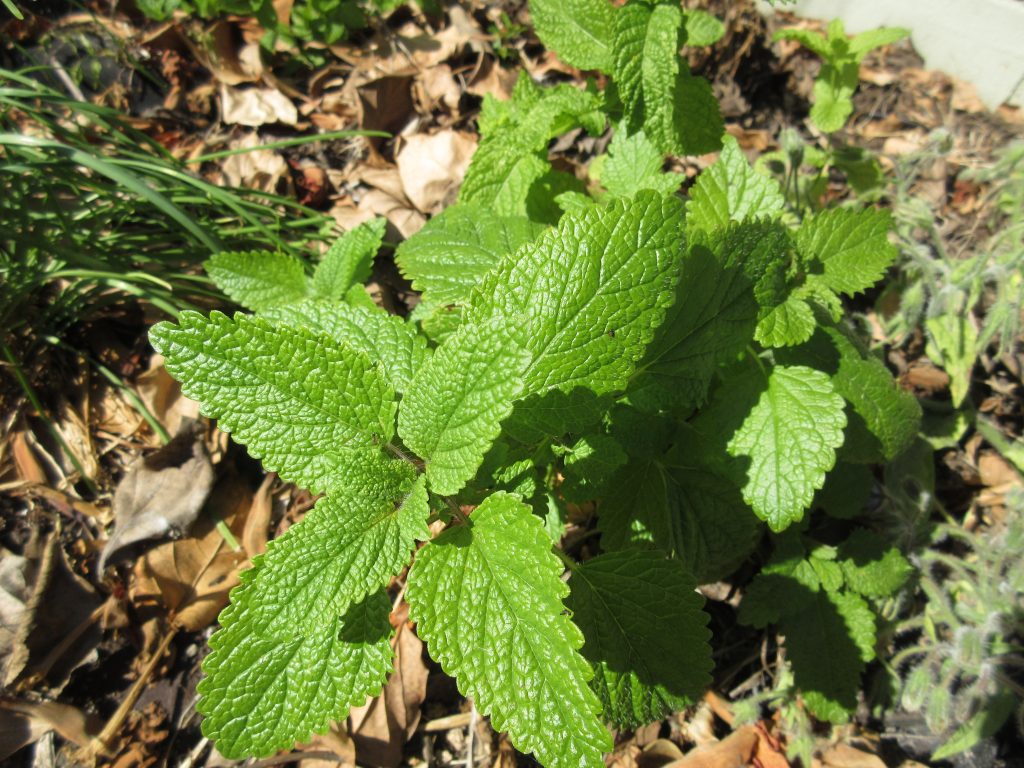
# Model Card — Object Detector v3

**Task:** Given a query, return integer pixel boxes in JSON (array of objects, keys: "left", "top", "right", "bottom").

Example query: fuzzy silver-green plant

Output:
[{"left": 893, "top": 491, "right": 1024, "bottom": 761}]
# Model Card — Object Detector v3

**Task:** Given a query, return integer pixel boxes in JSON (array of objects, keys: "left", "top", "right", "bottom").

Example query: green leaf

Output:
[
  {"left": 597, "top": 441, "right": 758, "bottom": 584},
  {"left": 925, "top": 311, "right": 977, "bottom": 407},
  {"left": 598, "top": 457, "right": 674, "bottom": 550},
  {"left": 931, "top": 691, "right": 1017, "bottom": 762},
  {"left": 199, "top": 588, "right": 393, "bottom": 758},
  {"left": 395, "top": 204, "right": 543, "bottom": 306},
  {"left": 613, "top": 2, "right": 721, "bottom": 155},
  {"left": 407, "top": 493, "right": 612, "bottom": 768},
  {"left": 217, "top": 458, "right": 424, "bottom": 637},
  {"left": 773, "top": 27, "right": 830, "bottom": 58},
  {"left": 848, "top": 27, "right": 908, "bottom": 57},
  {"left": 838, "top": 529, "right": 912, "bottom": 598},
  {"left": 561, "top": 434, "right": 628, "bottom": 502},
  {"left": 567, "top": 550, "right": 712, "bottom": 729},
  {"left": 150, "top": 312, "right": 395, "bottom": 494},
  {"left": 480, "top": 75, "right": 606, "bottom": 146},
  {"left": 262, "top": 300, "right": 429, "bottom": 393},
  {"left": 755, "top": 294, "right": 816, "bottom": 347},
  {"left": 795, "top": 208, "right": 897, "bottom": 297},
  {"left": 810, "top": 61, "right": 858, "bottom": 133},
  {"left": 205, "top": 250, "right": 309, "bottom": 312},
  {"left": 458, "top": 142, "right": 551, "bottom": 218},
  {"left": 787, "top": 589, "right": 867, "bottom": 722},
  {"left": 312, "top": 217, "right": 386, "bottom": 300},
  {"left": 665, "top": 458, "right": 761, "bottom": 583},
  {"left": 529, "top": 0, "right": 615, "bottom": 72},
  {"left": 504, "top": 388, "right": 611, "bottom": 445},
  {"left": 399, "top": 319, "right": 530, "bottom": 495},
  {"left": 726, "top": 365, "right": 847, "bottom": 531},
  {"left": 830, "top": 341, "right": 921, "bottom": 463},
  {"left": 687, "top": 136, "right": 785, "bottom": 232},
  {"left": 472, "top": 191, "right": 685, "bottom": 396},
  {"left": 814, "top": 462, "right": 873, "bottom": 519},
  {"left": 601, "top": 128, "right": 684, "bottom": 198},
  {"left": 672, "top": 68, "right": 725, "bottom": 156},
  {"left": 631, "top": 239, "right": 758, "bottom": 409},
  {"left": 684, "top": 10, "right": 724, "bottom": 47},
  {"left": 636, "top": 3, "right": 682, "bottom": 153}
]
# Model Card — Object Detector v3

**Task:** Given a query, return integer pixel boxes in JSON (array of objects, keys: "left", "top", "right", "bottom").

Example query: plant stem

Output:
[{"left": 554, "top": 548, "right": 577, "bottom": 572}]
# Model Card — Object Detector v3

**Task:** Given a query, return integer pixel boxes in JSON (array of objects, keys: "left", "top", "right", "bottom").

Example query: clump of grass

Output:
[{"left": 0, "top": 65, "right": 353, "bottom": 479}]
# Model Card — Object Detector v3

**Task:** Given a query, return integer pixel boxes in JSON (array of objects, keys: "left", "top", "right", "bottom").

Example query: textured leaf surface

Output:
[
  {"left": 529, "top": 0, "right": 615, "bottom": 72},
  {"left": 472, "top": 191, "right": 684, "bottom": 395},
  {"left": 458, "top": 142, "right": 550, "bottom": 218},
  {"left": 838, "top": 529, "right": 912, "bottom": 598},
  {"left": 262, "top": 300, "right": 429, "bottom": 393},
  {"left": 567, "top": 550, "right": 712, "bottom": 729},
  {"left": 796, "top": 208, "right": 897, "bottom": 296},
  {"left": 739, "top": 552, "right": 871, "bottom": 724},
  {"left": 399, "top": 320, "right": 529, "bottom": 495},
  {"left": 632, "top": 239, "right": 760, "bottom": 409},
  {"left": 199, "top": 588, "right": 393, "bottom": 758},
  {"left": 831, "top": 343, "right": 921, "bottom": 462},
  {"left": 313, "top": 217, "right": 386, "bottom": 300},
  {"left": 197, "top": 461, "right": 426, "bottom": 756},
  {"left": 613, "top": 3, "right": 721, "bottom": 155},
  {"left": 666, "top": 460, "right": 761, "bottom": 583},
  {"left": 503, "top": 388, "right": 611, "bottom": 445},
  {"left": 672, "top": 69, "right": 725, "bottom": 156},
  {"left": 407, "top": 493, "right": 612, "bottom": 768},
  {"left": 727, "top": 365, "right": 846, "bottom": 531},
  {"left": 394, "top": 204, "right": 543, "bottom": 306},
  {"left": 205, "top": 250, "right": 308, "bottom": 312},
  {"left": 601, "top": 128, "right": 684, "bottom": 198},
  {"left": 754, "top": 294, "right": 816, "bottom": 347},
  {"left": 686, "top": 136, "right": 785, "bottom": 232},
  {"left": 638, "top": 3, "right": 682, "bottom": 153},
  {"left": 786, "top": 589, "right": 867, "bottom": 722},
  {"left": 224, "top": 459, "right": 424, "bottom": 634},
  {"left": 684, "top": 10, "right": 725, "bottom": 46},
  {"left": 561, "top": 434, "right": 628, "bottom": 502},
  {"left": 150, "top": 312, "right": 395, "bottom": 494},
  {"left": 598, "top": 451, "right": 758, "bottom": 584}
]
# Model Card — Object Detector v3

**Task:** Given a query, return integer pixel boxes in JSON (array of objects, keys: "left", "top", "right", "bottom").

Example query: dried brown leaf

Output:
[
  {"left": 0, "top": 699, "right": 101, "bottom": 760},
  {"left": 130, "top": 469, "right": 251, "bottom": 633},
  {"left": 98, "top": 427, "right": 215, "bottom": 573},
  {"left": 666, "top": 725, "right": 758, "bottom": 768},
  {"left": 221, "top": 85, "right": 298, "bottom": 126},
  {"left": 350, "top": 603, "right": 428, "bottom": 767},
  {"left": 3, "top": 533, "right": 103, "bottom": 691},
  {"left": 396, "top": 130, "right": 476, "bottom": 214}
]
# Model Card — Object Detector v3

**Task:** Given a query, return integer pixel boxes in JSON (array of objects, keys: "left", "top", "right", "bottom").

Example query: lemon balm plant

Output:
[{"left": 151, "top": 2, "right": 921, "bottom": 763}]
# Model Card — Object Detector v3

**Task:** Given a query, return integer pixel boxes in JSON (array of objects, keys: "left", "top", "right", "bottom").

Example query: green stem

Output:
[
  {"left": 554, "top": 548, "right": 577, "bottom": 572},
  {"left": 443, "top": 496, "right": 469, "bottom": 525}
]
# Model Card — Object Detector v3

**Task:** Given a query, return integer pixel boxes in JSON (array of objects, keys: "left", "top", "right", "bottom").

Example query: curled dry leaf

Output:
[
  {"left": 130, "top": 468, "right": 257, "bottom": 634},
  {"left": 397, "top": 131, "right": 477, "bottom": 214},
  {"left": 665, "top": 725, "right": 758, "bottom": 768},
  {"left": 637, "top": 739, "right": 685, "bottom": 768},
  {"left": 3, "top": 533, "right": 104, "bottom": 692},
  {"left": 98, "top": 425, "right": 215, "bottom": 574},
  {"left": 135, "top": 355, "right": 200, "bottom": 440},
  {"left": 820, "top": 742, "right": 887, "bottom": 768},
  {"left": 186, "top": 20, "right": 263, "bottom": 85},
  {"left": 0, "top": 699, "right": 102, "bottom": 761},
  {"left": 220, "top": 84, "right": 299, "bottom": 127}
]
